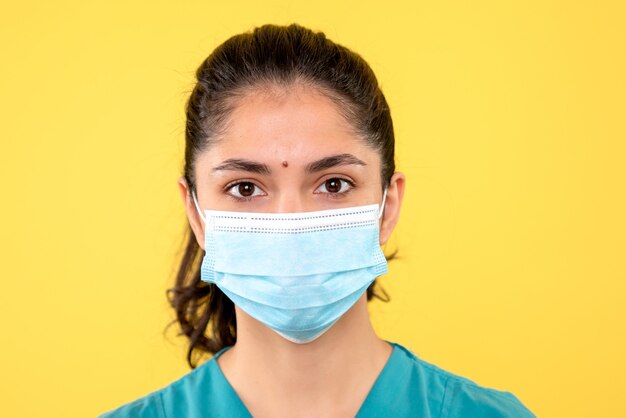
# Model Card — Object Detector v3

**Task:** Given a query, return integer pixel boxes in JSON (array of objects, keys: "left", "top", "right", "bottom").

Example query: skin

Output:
[{"left": 178, "top": 83, "right": 406, "bottom": 417}]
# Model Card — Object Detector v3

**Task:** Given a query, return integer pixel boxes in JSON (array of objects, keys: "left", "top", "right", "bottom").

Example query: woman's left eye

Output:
[{"left": 315, "top": 178, "right": 354, "bottom": 195}]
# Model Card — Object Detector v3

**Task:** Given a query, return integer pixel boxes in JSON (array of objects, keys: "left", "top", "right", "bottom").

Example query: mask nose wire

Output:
[
  {"left": 192, "top": 188, "right": 388, "bottom": 222},
  {"left": 191, "top": 190, "right": 206, "bottom": 224}
]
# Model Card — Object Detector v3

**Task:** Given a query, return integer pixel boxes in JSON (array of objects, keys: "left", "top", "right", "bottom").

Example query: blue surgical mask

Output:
[{"left": 192, "top": 190, "right": 388, "bottom": 344}]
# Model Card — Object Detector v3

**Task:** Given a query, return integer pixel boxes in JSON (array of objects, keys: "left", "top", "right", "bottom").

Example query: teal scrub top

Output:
[{"left": 99, "top": 342, "right": 535, "bottom": 418}]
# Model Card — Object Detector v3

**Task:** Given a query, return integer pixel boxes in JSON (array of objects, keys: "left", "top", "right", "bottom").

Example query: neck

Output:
[{"left": 217, "top": 295, "right": 392, "bottom": 417}]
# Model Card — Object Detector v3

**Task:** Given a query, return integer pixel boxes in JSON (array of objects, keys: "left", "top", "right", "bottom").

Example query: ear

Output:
[
  {"left": 379, "top": 172, "right": 406, "bottom": 245},
  {"left": 177, "top": 176, "right": 206, "bottom": 250}
]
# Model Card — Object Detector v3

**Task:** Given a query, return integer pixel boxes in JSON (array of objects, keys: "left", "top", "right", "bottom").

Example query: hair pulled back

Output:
[{"left": 167, "top": 23, "right": 395, "bottom": 368}]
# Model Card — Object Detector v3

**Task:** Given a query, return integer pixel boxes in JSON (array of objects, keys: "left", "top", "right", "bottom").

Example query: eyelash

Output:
[
  {"left": 223, "top": 180, "right": 265, "bottom": 202},
  {"left": 314, "top": 177, "right": 356, "bottom": 199},
  {"left": 223, "top": 177, "right": 356, "bottom": 202}
]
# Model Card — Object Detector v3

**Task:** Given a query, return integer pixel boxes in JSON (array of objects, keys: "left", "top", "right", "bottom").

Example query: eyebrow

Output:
[
  {"left": 213, "top": 158, "right": 272, "bottom": 175},
  {"left": 305, "top": 153, "right": 366, "bottom": 173},
  {"left": 211, "top": 153, "right": 366, "bottom": 175}
]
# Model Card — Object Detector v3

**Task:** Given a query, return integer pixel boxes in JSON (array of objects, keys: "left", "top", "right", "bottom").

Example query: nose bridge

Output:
[{"left": 274, "top": 189, "right": 305, "bottom": 213}]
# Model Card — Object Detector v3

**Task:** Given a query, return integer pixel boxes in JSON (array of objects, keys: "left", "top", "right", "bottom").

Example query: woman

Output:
[{"left": 100, "top": 24, "right": 534, "bottom": 417}]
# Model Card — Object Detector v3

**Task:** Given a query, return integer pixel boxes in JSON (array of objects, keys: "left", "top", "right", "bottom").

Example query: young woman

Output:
[{"left": 100, "top": 24, "right": 535, "bottom": 418}]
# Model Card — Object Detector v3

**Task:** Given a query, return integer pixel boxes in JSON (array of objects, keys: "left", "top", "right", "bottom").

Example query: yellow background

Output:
[{"left": 1, "top": 1, "right": 624, "bottom": 417}]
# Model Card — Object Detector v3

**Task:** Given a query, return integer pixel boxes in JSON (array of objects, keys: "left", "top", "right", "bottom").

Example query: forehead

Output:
[{"left": 199, "top": 84, "right": 380, "bottom": 166}]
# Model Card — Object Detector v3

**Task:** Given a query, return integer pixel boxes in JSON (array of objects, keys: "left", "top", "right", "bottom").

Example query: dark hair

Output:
[{"left": 167, "top": 23, "right": 396, "bottom": 368}]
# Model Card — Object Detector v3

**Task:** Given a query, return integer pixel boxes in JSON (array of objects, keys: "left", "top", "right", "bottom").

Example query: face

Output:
[{"left": 179, "top": 84, "right": 405, "bottom": 249}]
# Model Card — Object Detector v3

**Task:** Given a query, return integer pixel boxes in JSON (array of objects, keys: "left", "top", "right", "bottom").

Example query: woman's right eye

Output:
[{"left": 225, "top": 181, "right": 265, "bottom": 200}]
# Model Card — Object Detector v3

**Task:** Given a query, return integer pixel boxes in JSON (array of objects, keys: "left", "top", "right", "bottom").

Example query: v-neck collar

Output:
[
  {"left": 209, "top": 342, "right": 404, "bottom": 417},
  {"left": 355, "top": 342, "right": 410, "bottom": 416},
  {"left": 209, "top": 346, "right": 252, "bottom": 417}
]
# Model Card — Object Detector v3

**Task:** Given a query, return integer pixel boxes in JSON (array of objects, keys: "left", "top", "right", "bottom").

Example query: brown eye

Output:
[
  {"left": 325, "top": 179, "right": 342, "bottom": 193},
  {"left": 316, "top": 177, "right": 353, "bottom": 195},
  {"left": 226, "top": 181, "right": 265, "bottom": 199},
  {"left": 238, "top": 182, "right": 255, "bottom": 197}
]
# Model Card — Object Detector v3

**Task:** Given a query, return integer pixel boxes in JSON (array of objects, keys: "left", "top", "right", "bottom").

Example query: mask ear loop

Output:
[
  {"left": 378, "top": 188, "right": 388, "bottom": 220},
  {"left": 191, "top": 190, "right": 206, "bottom": 224}
]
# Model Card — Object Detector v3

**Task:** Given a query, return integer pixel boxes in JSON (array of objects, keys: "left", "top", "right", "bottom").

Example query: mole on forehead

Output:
[{"left": 282, "top": 161, "right": 289, "bottom": 167}]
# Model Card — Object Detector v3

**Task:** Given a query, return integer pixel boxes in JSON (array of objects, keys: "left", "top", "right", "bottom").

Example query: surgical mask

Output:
[{"left": 192, "top": 190, "right": 388, "bottom": 344}]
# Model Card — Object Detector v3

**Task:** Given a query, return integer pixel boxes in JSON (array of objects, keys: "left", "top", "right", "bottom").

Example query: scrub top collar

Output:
[{"left": 211, "top": 341, "right": 404, "bottom": 417}]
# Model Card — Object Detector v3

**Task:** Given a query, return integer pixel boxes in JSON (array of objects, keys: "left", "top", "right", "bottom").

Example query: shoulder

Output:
[
  {"left": 97, "top": 357, "right": 215, "bottom": 418},
  {"left": 98, "top": 390, "right": 165, "bottom": 418},
  {"left": 392, "top": 343, "right": 536, "bottom": 418}
]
